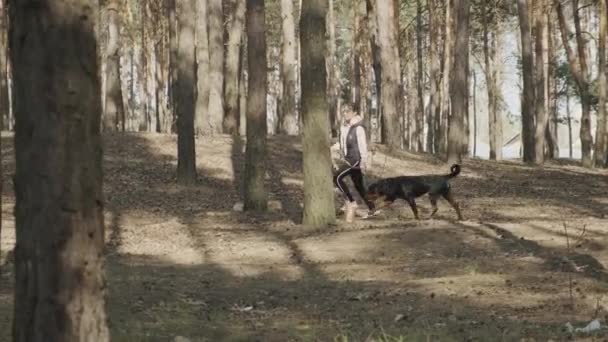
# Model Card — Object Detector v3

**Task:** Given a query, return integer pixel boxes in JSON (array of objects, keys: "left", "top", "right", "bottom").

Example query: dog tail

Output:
[{"left": 448, "top": 164, "right": 461, "bottom": 178}]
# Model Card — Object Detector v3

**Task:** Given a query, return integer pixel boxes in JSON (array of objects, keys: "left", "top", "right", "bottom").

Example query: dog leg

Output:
[
  {"left": 406, "top": 197, "right": 420, "bottom": 220},
  {"left": 442, "top": 190, "right": 463, "bottom": 220},
  {"left": 429, "top": 194, "right": 439, "bottom": 218}
]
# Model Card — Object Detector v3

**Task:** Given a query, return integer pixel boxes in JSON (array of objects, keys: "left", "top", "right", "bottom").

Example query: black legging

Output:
[{"left": 334, "top": 161, "right": 374, "bottom": 210}]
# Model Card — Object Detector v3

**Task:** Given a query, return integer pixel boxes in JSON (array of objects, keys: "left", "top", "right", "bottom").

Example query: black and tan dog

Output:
[{"left": 366, "top": 164, "right": 463, "bottom": 220}]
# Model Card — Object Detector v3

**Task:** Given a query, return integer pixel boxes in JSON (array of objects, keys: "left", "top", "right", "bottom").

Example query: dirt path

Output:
[{"left": 2, "top": 133, "right": 608, "bottom": 341}]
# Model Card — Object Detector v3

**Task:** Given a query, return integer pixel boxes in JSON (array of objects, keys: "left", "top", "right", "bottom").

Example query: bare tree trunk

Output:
[
  {"left": 447, "top": 0, "right": 470, "bottom": 164},
  {"left": 517, "top": 0, "right": 536, "bottom": 163},
  {"left": 176, "top": 0, "right": 197, "bottom": 184},
  {"left": 104, "top": 0, "right": 124, "bottom": 132},
  {"left": 300, "top": 0, "right": 336, "bottom": 227},
  {"left": 546, "top": 8, "right": 558, "bottom": 159},
  {"left": 0, "top": 0, "right": 9, "bottom": 131},
  {"left": 555, "top": 0, "right": 593, "bottom": 167},
  {"left": 195, "top": 0, "right": 210, "bottom": 136},
  {"left": 327, "top": 0, "right": 339, "bottom": 137},
  {"left": 439, "top": 0, "right": 453, "bottom": 157},
  {"left": 415, "top": 0, "right": 425, "bottom": 152},
  {"left": 428, "top": 0, "right": 441, "bottom": 155},
  {"left": 376, "top": 0, "right": 402, "bottom": 149},
  {"left": 239, "top": 37, "right": 248, "bottom": 136},
  {"left": 533, "top": 0, "right": 547, "bottom": 164},
  {"left": 567, "top": 85, "right": 573, "bottom": 158},
  {"left": 352, "top": 3, "right": 362, "bottom": 113},
  {"left": 594, "top": 0, "right": 607, "bottom": 167},
  {"left": 279, "top": 0, "right": 299, "bottom": 135},
  {"left": 482, "top": 0, "right": 502, "bottom": 160},
  {"left": 472, "top": 70, "right": 477, "bottom": 157},
  {"left": 244, "top": 0, "right": 268, "bottom": 210},
  {"left": 10, "top": 1, "right": 109, "bottom": 339},
  {"left": 366, "top": 0, "right": 382, "bottom": 132},
  {"left": 207, "top": 0, "right": 225, "bottom": 135},
  {"left": 224, "top": 0, "right": 247, "bottom": 135}
]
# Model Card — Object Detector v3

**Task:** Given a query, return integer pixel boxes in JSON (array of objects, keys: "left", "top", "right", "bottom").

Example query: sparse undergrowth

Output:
[{"left": 2, "top": 133, "right": 608, "bottom": 341}]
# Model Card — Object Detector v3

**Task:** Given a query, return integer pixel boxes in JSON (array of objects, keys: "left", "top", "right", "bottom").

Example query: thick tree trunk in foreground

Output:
[
  {"left": 300, "top": 0, "right": 336, "bottom": 227},
  {"left": 10, "top": 1, "right": 109, "bottom": 340},
  {"left": 176, "top": 0, "right": 197, "bottom": 184},
  {"left": 244, "top": 0, "right": 268, "bottom": 211},
  {"left": 594, "top": 0, "right": 607, "bottom": 167},
  {"left": 207, "top": 0, "right": 225, "bottom": 134},
  {"left": 533, "top": 0, "right": 547, "bottom": 164}
]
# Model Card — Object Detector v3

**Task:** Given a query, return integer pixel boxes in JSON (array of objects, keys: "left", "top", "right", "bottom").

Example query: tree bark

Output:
[
  {"left": 366, "top": 0, "right": 382, "bottom": 134},
  {"left": 194, "top": 0, "right": 210, "bottom": 136},
  {"left": 103, "top": 0, "right": 125, "bottom": 132},
  {"left": 244, "top": 0, "right": 268, "bottom": 211},
  {"left": 555, "top": 0, "right": 593, "bottom": 167},
  {"left": 482, "top": 0, "right": 502, "bottom": 160},
  {"left": 224, "top": 0, "right": 247, "bottom": 135},
  {"left": 415, "top": 0, "right": 425, "bottom": 152},
  {"left": 439, "top": 0, "right": 454, "bottom": 157},
  {"left": 277, "top": 0, "right": 299, "bottom": 135},
  {"left": 0, "top": 0, "right": 9, "bottom": 131},
  {"left": 428, "top": 0, "right": 441, "bottom": 155},
  {"left": 517, "top": 0, "right": 536, "bottom": 163},
  {"left": 10, "top": 1, "right": 109, "bottom": 340},
  {"left": 176, "top": 0, "right": 197, "bottom": 185},
  {"left": 545, "top": 8, "right": 558, "bottom": 159},
  {"left": 533, "top": 0, "right": 547, "bottom": 164},
  {"left": 207, "top": 0, "right": 225, "bottom": 135},
  {"left": 300, "top": 0, "right": 336, "bottom": 227},
  {"left": 327, "top": 0, "right": 339, "bottom": 137},
  {"left": 447, "top": 0, "right": 470, "bottom": 164},
  {"left": 594, "top": 0, "right": 607, "bottom": 167},
  {"left": 376, "top": 0, "right": 402, "bottom": 149}
]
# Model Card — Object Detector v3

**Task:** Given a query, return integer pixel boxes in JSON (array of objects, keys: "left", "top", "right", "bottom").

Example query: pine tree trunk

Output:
[
  {"left": 327, "top": 0, "right": 339, "bottom": 137},
  {"left": 545, "top": 9, "right": 558, "bottom": 159},
  {"left": 555, "top": 0, "right": 593, "bottom": 167},
  {"left": 195, "top": 0, "right": 210, "bottom": 136},
  {"left": 239, "top": 38, "right": 248, "bottom": 136},
  {"left": 473, "top": 70, "right": 477, "bottom": 157},
  {"left": 224, "top": 0, "right": 247, "bottom": 135},
  {"left": 482, "top": 0, "right": 502, "bottom": 160},
  {"left": 244, "top": 0, "right": 268, "bottom": 211},
  {"left": 594, "top": 0, "right": 607, "bottom": 167},
  {"left": 533, "top": 0, "right": 547, "bottom": 164},
  {"left": 567, "top": 85, "right": 573, "bottom": 158},
  {"left": 352, "top": 3, "right": 362, "bottom": 113},
  {"left": 517, "top": 0, "right": 536, "bottom": 163},
  {"left": 277, "top": 0, "right": 299, "bottom": 135},
  {"left": 169, "top": 0, "right": 178, "bottom": 133},
  {"left": 10, "top": 1, "right": 109, "bottom": 340},
  {"left": 439, "top": 0, "right": 453, "bottom": 156},
  {"left": 428, "top": 0, "right": 441, "bottom": 155},
  {"left": 176, "top": 0, "right": 197, "bottom": 185},
  {"left": 300, "top": 0, "right": 336, "bottom": 227},
  {"left": 376, "top": 0, "right": 402, "bottom": 150},
  {"left": 366, "top": 0, "right": 382, "bottom": 130},
  {"left": 447, "top": 0, "right": 470, "bottom": 164},
  {"left": 0, "top": 0, "right": 8, "bottom": 131},
  {"left": 415, "top": 0, "right": 425, "bottom": 152},
  {"left": 104, "top": 0, "right": 124, "bottom": 132},
  {"left": 207, "top": 0, "right": 225, "bottom": 135}
]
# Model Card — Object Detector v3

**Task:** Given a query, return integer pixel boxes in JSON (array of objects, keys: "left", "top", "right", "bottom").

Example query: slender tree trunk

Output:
[
  {"left": 366, "top": 0, "right": 382, "bottom": 130},
  {"left": 207, "top": 0, "right": 225, "bottom": 134},
  {"left": 428, "top": 0, "right": 441, "bottom": 155},
  {"left": 533, "top": 0, "right": 547, "bottom": 164},
  {"left": 195, "top": 0, "right": 210, "bottom": 136},
  {"left": 327, "top": 0, "right": 339, "bottom": 137},
  {"left": 594, "top": 0, "right": 607, "bottom": 167},
  {"left": 555, "top": 0, "right": 593, "bottom": 167},
  {"left": 279, "top": 0, "right": 299, "bottom": 135},
  {"left": 482, "top": 0, "right": 502, "bottom": 160},
  {"left": 176, "top": 0, "right": 197, "bottom": 184},
  {"left": 300, "top": 0, "right": 336, "bottom": 227},
  {"left": 10, "top": 1, "right": 109, "bottom": 340},
  {"left": 244, "top": 0, "right": 268, "bottom": 210},
  {"left": 169, "top": 0, "right": 178, "bottom": 133},
  {"left": 239, "top": 37, "right": 248, "bottom": 136},
  {"left": 517, "top": 0, "right": 536, "bottom": 163},
  {"left": 567, "top": 84, "right": 573, "bottom": 158},
  {"left": 447, "top": 0, "right": 470, "bottom": 164},
  {"left": 224, "top": 0, "right": 247, "bottom": 135},
  {"left": 439, "top": 0, "right": 453, "bottom": 156},
  {"left": 546, "top": 8, "right": 558, "bottom": 159},
  {"left": 376, "top": 0, "right": 402, "bottom": 149},
  {"left": 473, "top": 70, "right": 477, "bottom": 157},
  {"left": 415, "top": 0, "right": 425, "bottom": 152},
  {"left": 104, "top": 0, "right": 124, "bottom": 132},
  {"left": 0, "top": 0, "right": 9, "bottom": 131}
]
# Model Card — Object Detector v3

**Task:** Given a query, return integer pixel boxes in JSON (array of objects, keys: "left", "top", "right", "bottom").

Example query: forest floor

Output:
[{"left": 2, "top": 132, "right": 608, "bottom": 341}]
